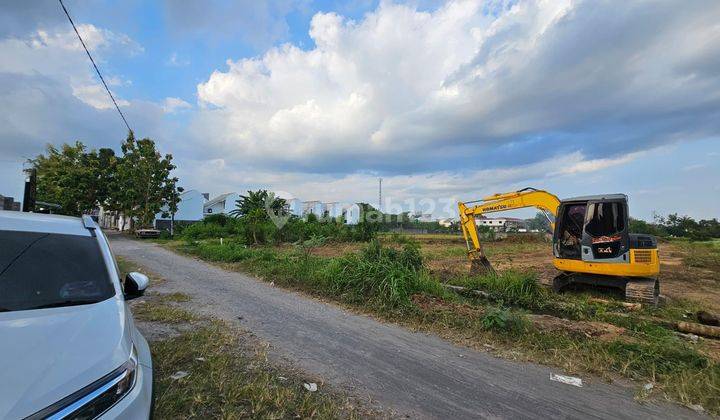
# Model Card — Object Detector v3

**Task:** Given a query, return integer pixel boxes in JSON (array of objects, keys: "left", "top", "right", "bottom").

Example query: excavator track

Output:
[
  {"left": 625, "top": 278, "right": 660, "bottom": 306},
  {"left": 553, "top": 273, "right": 660, "bottom": 306}
]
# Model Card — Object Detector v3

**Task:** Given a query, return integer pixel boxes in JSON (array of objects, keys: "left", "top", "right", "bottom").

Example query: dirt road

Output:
[{"left": 110, "top": 234, "right": 702, "bottom": 419}]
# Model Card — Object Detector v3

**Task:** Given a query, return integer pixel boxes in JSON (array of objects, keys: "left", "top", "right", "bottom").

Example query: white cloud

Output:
[
  {"left": 192, "top": 0, "right": 720, "bottom": 173},
  {"left": 162, "top": 97, "right": 192, "bottom": 113},
  {"left": 71, "top": 84, "right": 130, "bottom": 110},
  {"left": 0, "top": 24, "right": 141, "bottom": 110}
]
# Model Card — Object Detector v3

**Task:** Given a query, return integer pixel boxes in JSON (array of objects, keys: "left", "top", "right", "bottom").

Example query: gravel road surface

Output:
[{"left": 110, "top": 234, "right": 702, "bottom": 419}]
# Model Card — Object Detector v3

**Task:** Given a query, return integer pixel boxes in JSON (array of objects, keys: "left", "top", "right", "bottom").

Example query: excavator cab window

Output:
[
  {"left": 582, "top": 200, "right": 629, "bottom": 260},
  {"left": 556, "top": 203, "right": 586, "bottom": 259},
  {"left": 585, "top": 201, "right": 625, "bottom": 237}
]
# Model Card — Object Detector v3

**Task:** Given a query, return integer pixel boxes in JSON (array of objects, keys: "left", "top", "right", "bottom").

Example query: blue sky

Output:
[{"left": 1, "top": 0, "right": 718, "bottom": 220}]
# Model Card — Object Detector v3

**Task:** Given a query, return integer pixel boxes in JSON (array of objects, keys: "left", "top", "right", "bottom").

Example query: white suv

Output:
[{"left": 0, "top": 211, "right": 153, "bottom": 419}]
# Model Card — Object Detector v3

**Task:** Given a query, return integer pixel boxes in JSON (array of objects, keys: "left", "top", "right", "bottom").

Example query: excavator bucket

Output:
[{"left": 469, "top": 255, "right": 496, "bottom": 275}]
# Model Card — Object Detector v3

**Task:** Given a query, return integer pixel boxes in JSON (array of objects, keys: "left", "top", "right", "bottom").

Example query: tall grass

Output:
[
  {"left": 461, "top": 271, "right": 548, "bottom": 308},
  {"left": 321, "top": 239, "right": 438, "bottom": 309}
]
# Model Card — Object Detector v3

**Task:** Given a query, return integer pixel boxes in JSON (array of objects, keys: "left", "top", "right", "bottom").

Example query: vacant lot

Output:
[{"left": 151, "top": 232, "right": 720, "bottom": 415}]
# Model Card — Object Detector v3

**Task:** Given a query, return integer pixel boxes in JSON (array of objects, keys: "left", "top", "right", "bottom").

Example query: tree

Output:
[
  {"left": 230, "top": 190, "right": 287, "bottom": 244},
  {"left": 527, "top": 211, "right": 552, "bottom": 232},
  {"left": 230, "top": 190, "right": 286, "bottom": 218},
  {"left": 115, "top": 132, "right": 180, "bottom": 230},
  {"left": 32, "top": 142, "right": 117, "bottom": 215}
]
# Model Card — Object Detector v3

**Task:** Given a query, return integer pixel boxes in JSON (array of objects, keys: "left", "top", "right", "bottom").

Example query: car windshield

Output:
[{"left": 0, "top": 230, "right": 115, "bottom": 312}]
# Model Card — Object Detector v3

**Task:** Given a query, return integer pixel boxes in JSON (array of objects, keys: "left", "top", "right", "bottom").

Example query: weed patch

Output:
[
  {"left": 481, "top": 307, "right": 529, "bottom": 335},
  {"left": 132, "top": 301, "right": 197, "bottom": 324}
]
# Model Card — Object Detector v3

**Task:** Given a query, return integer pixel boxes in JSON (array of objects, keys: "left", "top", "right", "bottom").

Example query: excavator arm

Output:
[{"left": 458, "top": 188, "right": 561, "bottom": 273}]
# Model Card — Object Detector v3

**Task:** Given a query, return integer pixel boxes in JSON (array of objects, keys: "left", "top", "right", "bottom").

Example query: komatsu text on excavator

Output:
[{"left": 458, "top": 188, "right": 660, "bottom": 304}]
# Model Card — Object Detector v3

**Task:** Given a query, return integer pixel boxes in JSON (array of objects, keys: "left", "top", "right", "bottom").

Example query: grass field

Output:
[{"left": 154, "top": 234, "right": 720, "bottom": 414}]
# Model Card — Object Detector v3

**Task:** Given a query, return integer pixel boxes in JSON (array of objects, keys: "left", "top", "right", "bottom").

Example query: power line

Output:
[{"left": 58, "top": 0, "right": 132, "bottom": 133}]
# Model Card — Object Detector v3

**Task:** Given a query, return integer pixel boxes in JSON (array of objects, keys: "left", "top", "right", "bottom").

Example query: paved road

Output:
[{"left": 110, "top": 234, "right": 702, "bottom": 419}]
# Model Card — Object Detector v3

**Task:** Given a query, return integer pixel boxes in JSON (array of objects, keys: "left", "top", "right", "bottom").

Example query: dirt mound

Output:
[{"left": 529, "top": 314, "right": 626, "bottom": 342}]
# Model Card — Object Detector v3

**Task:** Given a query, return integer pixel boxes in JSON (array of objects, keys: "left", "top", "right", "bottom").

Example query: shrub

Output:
[
  {"left": 182, "top": 222, "right": 228, "bottom": 240},
  {"left": 204, "top": 213, "right": 230, "bottom": 226},
  {"left": 481, "top": 306, "right": 528, "bottom": 334}
]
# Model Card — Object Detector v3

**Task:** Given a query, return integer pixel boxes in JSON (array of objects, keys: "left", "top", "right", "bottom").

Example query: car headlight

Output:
[{"left": 27, "top": 345, "right": 138, "bottom": 420}]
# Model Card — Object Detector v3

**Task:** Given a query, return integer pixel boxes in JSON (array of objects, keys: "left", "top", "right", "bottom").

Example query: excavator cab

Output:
[
  {"left": 554, "top": 195, "right": 629, "bottom": 262},
  {"left": 458, "top": 189, "right": 661, "bottom": 305}
]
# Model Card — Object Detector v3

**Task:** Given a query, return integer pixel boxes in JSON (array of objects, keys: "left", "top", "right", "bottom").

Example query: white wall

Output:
[
  {"left": 223, "top": 193, "right": 239, "bottom": 214},
  {"left": 155, "top": 189, "right": 207, "bottom": 222},
  {"left": 204, "top": 193, "right": 239, "bottom": 216},
  {"left": 174, "top": 190, "right": 206, "bottom": 221},
  {"left": 325, "top": 202, "right": 343, "bottom": 218},
  {"left": 287, "top": 198, "right": 303, "bottom": 217},
  {"left": 344, "top": 203, "right": 361, "bottom": 225}
]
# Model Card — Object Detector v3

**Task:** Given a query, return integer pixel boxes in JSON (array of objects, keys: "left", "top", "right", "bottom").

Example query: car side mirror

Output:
[{"left": 124, "top": 272, "right": 149, "bottom": 300}]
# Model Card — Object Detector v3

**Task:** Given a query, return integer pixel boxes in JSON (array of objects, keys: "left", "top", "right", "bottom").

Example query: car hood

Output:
[{"left": 0, "top": 297, "right": 132, "bottom": 419}]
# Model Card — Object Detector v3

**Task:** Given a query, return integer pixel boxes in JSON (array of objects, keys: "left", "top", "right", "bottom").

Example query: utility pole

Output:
[
  {"left": 378, "top": 178, "right": 382, "bottom": 213},
  {"left": 22, "top": 168, "right": 37, "bottom": 212}
]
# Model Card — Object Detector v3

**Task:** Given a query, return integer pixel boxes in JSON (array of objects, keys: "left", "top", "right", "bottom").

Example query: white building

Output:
[
  {"left": 302, "top": 201, "right": 323, "bottom": 217},
  {"left": 343, "top": 203, "right": 361, "bottom": 225},
  {"left": 286, "top": 198, "right": 303, "bottom": 217},
  {"left": 476, "top": 217, "right": 526, "bottom": 232},
  {"left": 154, "top": 189, "right": 207, "bottom": 229},
  {"left": 437, "top": 218, "right": 456, "bottom": 227},
  {"left": 324, "top": 202, "right": 343, "bottom": 219},
  {"left": 97, "top": 207, "right": 132, "bottom": 231},
  {"left": 204, "top": 192, "right": 239, "bottom": 217}
]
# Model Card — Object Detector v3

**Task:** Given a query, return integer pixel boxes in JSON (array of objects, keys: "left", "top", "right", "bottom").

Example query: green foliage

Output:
[
  {"left": 629, "top": 214, "right": 720, "bottom": 240},
  {"left": 229, "top": 190, "right": 287, "bottom": 244},
  {"left": 230, "top": 190, "right": 287, "bottom": 219},
  {"left": 204, "top": 213, "right": 230, "bottom": 226},
  {"left": 33, "top": 142, "right": 118, "bottom": 215},
  {"left": 481, "top": 307, "right": 528, "bottom": 334},
  {"left": 467, "top": 271, "right": 547, "bottom": 308},
  {"left": 115, "top": 132, "right": 180, "bottom": 228},
  {"left": 320, "top": 239, "right": 430, "bottom": 309},
  {"left": 32, "top": 133, "right": 181, "bottom": 226},
  {"left": 527, "top": 211, "right": 552, "bottom": 233},
  {"left": 181, "top": 209, "right": 376, "bottom": 245}
]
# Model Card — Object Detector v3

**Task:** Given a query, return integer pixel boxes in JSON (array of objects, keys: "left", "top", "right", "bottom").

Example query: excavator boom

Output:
[{"left": 458, "top": 188, "right": 560, "bottom": 273}]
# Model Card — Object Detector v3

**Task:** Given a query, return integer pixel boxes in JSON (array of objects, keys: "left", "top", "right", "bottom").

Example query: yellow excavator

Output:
[{"left": 458, "top": 188, "right": 660, "bottom": 304}]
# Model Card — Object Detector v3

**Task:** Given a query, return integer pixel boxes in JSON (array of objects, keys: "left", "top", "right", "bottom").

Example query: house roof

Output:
[
  {"left": 205, "top": 193, "right": 235, "bottom": 207},
  {"left": 179, "top": 189, "right": 206, "bottom": 200}
]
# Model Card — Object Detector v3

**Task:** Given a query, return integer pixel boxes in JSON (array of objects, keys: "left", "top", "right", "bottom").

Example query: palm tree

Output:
[{"left": 230, "top": 190, "right": 287, "bottom": 244}]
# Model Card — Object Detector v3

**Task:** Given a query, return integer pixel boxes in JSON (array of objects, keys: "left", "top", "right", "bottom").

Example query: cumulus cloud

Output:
[{"left": 192, "top": 0, "right": 720, "bottom": 174}]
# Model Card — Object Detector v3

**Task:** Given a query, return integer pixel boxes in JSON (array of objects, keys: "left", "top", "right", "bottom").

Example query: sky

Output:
[{"left": 1, "top": 0, "right": 718, "bottom": 220}]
